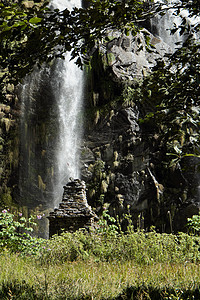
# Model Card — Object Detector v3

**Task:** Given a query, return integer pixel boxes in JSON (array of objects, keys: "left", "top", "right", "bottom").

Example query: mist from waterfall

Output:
[
  {"left": 51, "top": 0, "right": 84, "bottom": 207},
  {"left": 150, "top": 1, "right": 183, "bottom": 52}
]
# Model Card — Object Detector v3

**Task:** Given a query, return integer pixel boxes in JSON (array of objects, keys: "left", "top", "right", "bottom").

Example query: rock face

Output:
[
  {"left": 80, "top": 105, "right": 152, "bottom": 231},
  {"left": 81, "top": 97, "right": 200, "bottom": 232},
  {"left": 80, "top": 25, "right": 200, "bottom": 233},
  {"left": 0, "top": 89, "right": 20, "bottom": 207},
  {"left": 48, "top": 179, "right": 98, "bottom": 237},
  {"left": 97, "top": 28, "right": 171, "bottom": 81}
]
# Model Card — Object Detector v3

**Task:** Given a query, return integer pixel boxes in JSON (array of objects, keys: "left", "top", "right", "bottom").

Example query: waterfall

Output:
[
  {"left": 151, "top": 0, "right": 199, "bottom": 52},
  {"left": 150, "top": 1, "right": 183, "bottom": 52},
  {"left": 51, "top": 0, "right": 80, "bottom": 11},
  {"left": 51, "top": 0, "right": 84, "bottom": 207},
  {"left": 51, "top": 54, "right": 84, "bottom": 207},
  {"left": 19, "top": 0, "right": 84, "bottom": 217}
]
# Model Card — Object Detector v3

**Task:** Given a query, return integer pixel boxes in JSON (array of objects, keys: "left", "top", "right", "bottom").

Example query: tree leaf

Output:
[{"left": 29, "top": 17, "right": 42, "bottom": 24}]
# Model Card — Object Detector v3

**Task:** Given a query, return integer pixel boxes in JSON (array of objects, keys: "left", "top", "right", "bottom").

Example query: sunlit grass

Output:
[
  {"left": 0, "top": 250, "right": 200, "bottom": 299},
  {"left": 1, "top": 210, "right": 200, "bottom": 298}
]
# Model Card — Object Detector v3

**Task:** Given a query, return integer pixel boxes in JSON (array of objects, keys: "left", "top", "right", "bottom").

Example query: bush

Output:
[
  {"left": 0, "top": 209, "right": 45, "bottom": 255},
  {"left": 187, "top": 214, "right": 200, "bottom": 235},
  {"left": 44, "top": 229, "right": 200, "bottom": 265}
]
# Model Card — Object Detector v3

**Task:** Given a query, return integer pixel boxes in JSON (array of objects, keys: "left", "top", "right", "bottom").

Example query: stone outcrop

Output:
[
  {"left": 80, "top": 24, "right": 200, "bottom": 233},
  {"left": 80, "top": 106, "right": 153, "bottom": 230},
  {"left": 81, "top": 96, "right": 200, "bottom": 232},
  {"left": 97, "top": 28, "right": 171, "bottom": 81},
  {"left": 48, "top": 179, "right": 98, "bottom": 237}
]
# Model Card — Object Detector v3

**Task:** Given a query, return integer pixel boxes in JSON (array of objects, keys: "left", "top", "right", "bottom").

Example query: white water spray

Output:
[
  {"left": 150, "top": 2, "right": 178, "bottom": 51},
  {"left": 152, "top": 0, "right": 200, "bottom": 51},
  {"left": 51, "top": 0, "right": 84, "bottom": 207},
  {"left": 151, "top": 1, "right": 182, "bottom": 52}
]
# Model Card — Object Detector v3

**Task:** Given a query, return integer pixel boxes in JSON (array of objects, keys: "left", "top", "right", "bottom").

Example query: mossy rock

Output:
[{"left": 106, "top": 53, "right": 116, "bottom": 66}]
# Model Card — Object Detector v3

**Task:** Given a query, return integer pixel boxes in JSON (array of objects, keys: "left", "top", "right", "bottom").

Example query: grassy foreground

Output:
[
  {"left": 1, "top": 229, "right": 200, "bottom": 299},
  {"left": 0, "top": 251, "right": 200, "bottom": 299}
]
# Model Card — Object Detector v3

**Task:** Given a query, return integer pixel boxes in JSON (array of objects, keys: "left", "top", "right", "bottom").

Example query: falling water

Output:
[
  {"left": 19, "top": 0, "right": 84, "bottom": 218},
  {"left": 150, "top": 0, "right": 183, "bottom": 52},
  {"left": 50, "top": 0, "right": 84, "bottom": 207},
  {"left": 151, "top": 0, "right": 200, "bottom": 51}
]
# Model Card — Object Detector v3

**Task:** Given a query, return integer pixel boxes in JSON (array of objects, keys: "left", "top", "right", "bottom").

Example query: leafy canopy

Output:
[
  {"left": 0, "top": 0, "right": 197, "bottom": 96},
  {"left": 0, "top": 0, "right": 150, "bottom": 95},
  {"left": 137, "top": 35, "right": 200, "bottom": 167}
]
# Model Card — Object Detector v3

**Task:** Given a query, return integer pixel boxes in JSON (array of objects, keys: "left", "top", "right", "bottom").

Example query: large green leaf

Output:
[{"left": 29, "top": 17, "right": 42, "bottom": 24}]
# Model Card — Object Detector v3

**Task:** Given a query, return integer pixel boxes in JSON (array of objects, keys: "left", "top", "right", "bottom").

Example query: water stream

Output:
[
  {"left": 19, "top": 0, "right": 84, "bottom": 220},
  {"left": 50, "top": 0, "right": 84, "bottom": 207},
  {"left": 151, "top": 0, "right": 199, "bottom": 51}
]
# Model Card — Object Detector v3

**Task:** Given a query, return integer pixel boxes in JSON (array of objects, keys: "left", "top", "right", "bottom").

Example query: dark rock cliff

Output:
[
  {"left": 0, "top": 86, "right": 20, "bottom": 207},
  {"left": 80, "top": 29, "right": 200, "bottom": 233}
]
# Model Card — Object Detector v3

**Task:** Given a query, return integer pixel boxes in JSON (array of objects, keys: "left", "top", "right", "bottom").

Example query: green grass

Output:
[
  {"left": 45, "top": 230, "right": 200, "bottom": 264},
  {"left": 0, "top": 230, "right": 200, "bottom": 299},
  {"left": 0, "top": 252, "right": 200, "bottom": 299}
]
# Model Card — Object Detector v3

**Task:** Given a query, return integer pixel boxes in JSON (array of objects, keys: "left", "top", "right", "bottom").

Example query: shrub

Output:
[
  {"left": 0, "top": 209, "right": 45, "bottom": 255},
  {"left": 187, "top": 214, "right": 200, "bottom": 235}
]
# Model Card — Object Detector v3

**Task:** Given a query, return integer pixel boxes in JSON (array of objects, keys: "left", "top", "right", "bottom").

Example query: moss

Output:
[
  {"left": 94, "top": 110, "right": 100, "bottom": 124},
  {"left": 0, "top": 97, "right": 20, "bottom": 208},
  {"left": 6, "top": 84, "right": 14, "bottom": 93},
  {"left": 1, "top": 118, "right": 12, "bottom": 132},
  {"left": 22, "top": 1, "right": 35, "bottom": 8},
  {"left": 101, "top": 180, "right": 108, "bottom": 193},
  {"left": 38, "top": 175, "right": 46, "bottom": 191},
  {"left": 106, "top": 53, "right": 116, "bottom": 66},
  {"left": 0, "top": 188, "right": 13, "bottom": 207}
]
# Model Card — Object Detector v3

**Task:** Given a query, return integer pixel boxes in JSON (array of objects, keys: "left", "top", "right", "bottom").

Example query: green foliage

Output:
[
  {"left": 42, "top": 228, "right": 200, "bottom": 265},
  {"left": 0, "top": 0, "right": 149, "bottom": 101},
  {"left": 97, "top": 209, "right": 118, "bottom": 235},
  {"left": 1, "top": 0, "right": 198, "bottom": 101},
  {"left": 0, "top": 219, "right": 200, "bottom": 298},
  {"left": 135, "top": 35, "right": 200, "bottom": 167},
  {"left": 1, "top": 207, "right": 200, "bottom": 266},
  {"left": 187, "top": 214, "right": 200, "bottom": 235},
  {"left": 0, "top": 209, "right": 45, "bottom": 254}
]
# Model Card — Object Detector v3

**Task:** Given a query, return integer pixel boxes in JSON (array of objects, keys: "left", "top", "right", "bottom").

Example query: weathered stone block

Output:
[{"left": 48, "top": 179, "right": 98, "bottom": 237}]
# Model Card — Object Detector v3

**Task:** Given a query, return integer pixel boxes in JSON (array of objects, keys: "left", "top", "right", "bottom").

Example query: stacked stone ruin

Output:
[{"left": 48, "top": 179, "right": 98, "bottom": 237}]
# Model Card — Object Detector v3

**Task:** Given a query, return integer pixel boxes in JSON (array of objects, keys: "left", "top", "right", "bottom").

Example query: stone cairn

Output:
[{"left": 48, "top": 179, "right": 98, "bottom": 237}]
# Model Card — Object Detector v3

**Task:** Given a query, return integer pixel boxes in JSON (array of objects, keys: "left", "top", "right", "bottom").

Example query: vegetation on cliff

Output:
[
  {"left": 128, "top": 36, "right": 200, "bottom": 168},
  {"left": 0, "top": 0, "right": 199, "bottom": 98}
]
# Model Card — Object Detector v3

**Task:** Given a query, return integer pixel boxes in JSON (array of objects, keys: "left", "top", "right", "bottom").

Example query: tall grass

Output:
[
  {"left": 45, "top": 230, "right": 200, "bottom": 264},
  {"left": 0, "top": 251, "right": 200, "bottom": 299},
  {"left": 0, "top": 230, "right": 200, "bottom": 299}
]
